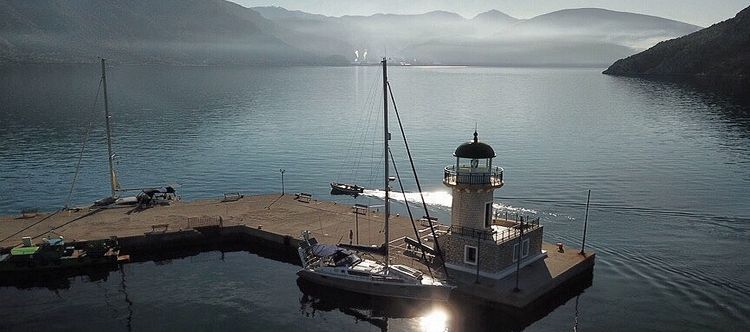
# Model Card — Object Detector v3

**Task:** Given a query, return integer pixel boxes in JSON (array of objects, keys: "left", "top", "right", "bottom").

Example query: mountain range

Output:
[
  {"left": 253, "top": 6, "right": 700, "bottom": 66},
  {"left": 0, "top": 0, "right": 702, "bottom": 66},
  {"left": 0, "top": 0, "right": 343, "bottom": 65}
]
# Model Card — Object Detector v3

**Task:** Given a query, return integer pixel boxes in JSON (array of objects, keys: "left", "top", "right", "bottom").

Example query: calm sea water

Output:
[{"left": 0, "top": 65, "right": 749, "bottom": 331}]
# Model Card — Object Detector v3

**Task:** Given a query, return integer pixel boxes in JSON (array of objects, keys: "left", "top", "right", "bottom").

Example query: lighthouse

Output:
[{"left": 442, "top": 131, "right": 546, "bottom": 279}]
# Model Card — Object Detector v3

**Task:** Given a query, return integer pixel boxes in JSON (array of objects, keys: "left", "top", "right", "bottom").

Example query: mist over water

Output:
[{"left": 1, "top": 65, "right": 749, "bottom": 331}]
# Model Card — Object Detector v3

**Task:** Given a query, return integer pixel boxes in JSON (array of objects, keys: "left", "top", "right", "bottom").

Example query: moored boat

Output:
[
  {"left": 297, "top": 231, "right": 452, "bottom": 301},
  {"left": 76, "top": 59, "right": 178, "bottom": 209},
  {"left": 330, "top": 182, "right": 365, "bottom": 196},
  {"left": 298, "top": 58, "right": 454, "bottom": 301}
]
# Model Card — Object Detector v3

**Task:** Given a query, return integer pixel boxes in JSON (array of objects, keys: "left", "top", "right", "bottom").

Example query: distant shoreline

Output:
[{"left": 0, "top": 62, "right": 610, "bottom": 70}]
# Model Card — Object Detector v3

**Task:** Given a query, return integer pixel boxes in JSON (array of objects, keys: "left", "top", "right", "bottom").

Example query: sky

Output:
[{"left": 232, "top": 0, "right": 748, "bottom": 27}]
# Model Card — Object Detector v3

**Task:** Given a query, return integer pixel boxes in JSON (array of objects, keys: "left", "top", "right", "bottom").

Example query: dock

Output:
[{"left": 0, "top": 193, "right": 594, "bottom": 310}]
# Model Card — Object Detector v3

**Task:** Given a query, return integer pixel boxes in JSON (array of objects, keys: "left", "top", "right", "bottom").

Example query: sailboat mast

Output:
[
  {"left": 101, "top": 58, "right": 117, "bottom": 198},
  {"left": 382, "top": 58, "right": 390, "bottom": 271}
]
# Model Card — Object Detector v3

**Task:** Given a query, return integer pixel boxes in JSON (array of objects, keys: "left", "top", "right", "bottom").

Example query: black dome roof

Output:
[{"left": 454, "top": 131, "right": 496, "bottom": 159}]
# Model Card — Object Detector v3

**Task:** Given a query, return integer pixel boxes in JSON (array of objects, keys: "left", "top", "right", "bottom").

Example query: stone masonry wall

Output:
[
  {"left": 443, "top": 233, "right": 503, "bottom": 272},
  {"left": 443, "top": 226, "right": 544, "bottom": 274},
  {"left": 492, "top": 227, "right": 544, "bottom": 269},
  {"left": 451, "top": 189, "right": 494, "bottom": 230}
]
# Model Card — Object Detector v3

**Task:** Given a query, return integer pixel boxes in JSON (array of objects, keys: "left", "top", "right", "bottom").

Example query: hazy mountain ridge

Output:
[
  {"left": 604, "top": 5, "right": 750, "bottom": 79},
  {"left": 250, "top": 6, "right": 330, "bottom": 20},
  {"left": 472, "top": 9, "right": 518, "bottom": 23},
  {"left": 254, "top": 6, "right": 701, "bottom": 66},
  {"left": 507, "top": 8, "right": 698, "bottom": 48},
  {"left": 0, "top": 0, "right": 344, "bottom": 65},
  {"left": 0, "top": 1, "right": 703, "bottom": 66}
]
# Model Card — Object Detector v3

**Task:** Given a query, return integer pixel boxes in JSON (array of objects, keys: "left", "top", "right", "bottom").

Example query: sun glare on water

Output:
[{"left": 420, "top": 308, "right": 449, "bottom": 332}]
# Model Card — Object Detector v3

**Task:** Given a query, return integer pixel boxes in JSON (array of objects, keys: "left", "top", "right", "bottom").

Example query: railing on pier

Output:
[
  {"left": 449, "top": 225, "right": 495, "bottom": 241},
  {"left": 443, "top": 166, "right": 503, "bottom": 186},
  {"left": 449, "top": 217, "right": 541, "bottom": 244}
]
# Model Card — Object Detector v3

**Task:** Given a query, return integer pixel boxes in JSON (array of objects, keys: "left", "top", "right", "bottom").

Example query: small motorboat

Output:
[{"left": 330, "top": 182, "right": 365, "bottom": 196}]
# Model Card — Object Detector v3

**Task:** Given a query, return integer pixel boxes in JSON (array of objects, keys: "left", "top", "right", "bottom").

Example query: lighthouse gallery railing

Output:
[
  {"left": 450, "top": 219, "right": 540, "bottom": 244},
  {"left": 443, "top": 166, "right": 503, "bottom": 186}
]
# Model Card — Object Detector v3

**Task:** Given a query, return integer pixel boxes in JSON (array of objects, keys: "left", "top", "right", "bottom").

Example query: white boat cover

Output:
[{"left": 310, "top": 244, "right": 344, "bottom": 257}]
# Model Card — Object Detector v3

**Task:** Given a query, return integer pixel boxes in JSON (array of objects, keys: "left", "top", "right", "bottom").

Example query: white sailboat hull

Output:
[{"left": 297, "top": 268, "right": 452, "bottom": 301}]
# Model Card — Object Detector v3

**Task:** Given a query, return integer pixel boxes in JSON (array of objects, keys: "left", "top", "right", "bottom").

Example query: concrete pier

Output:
[{"left": 0, "top": 194, "right": 594, "bottom": 309}]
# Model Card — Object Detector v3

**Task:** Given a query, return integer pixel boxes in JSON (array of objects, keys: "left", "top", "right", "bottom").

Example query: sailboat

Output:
[
  {"left": 297, "top": 59, "right": 454, "bottom": 301},
  {"left": 89, "top": 59, "right": 176, "bottom": 207},
  {"left": 90, "top": 59, "right": 129, "bottom": 206}
]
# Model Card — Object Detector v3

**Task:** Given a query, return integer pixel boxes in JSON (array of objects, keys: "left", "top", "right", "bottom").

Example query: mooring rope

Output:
[{"left": 0, "top": 209, "right": 61, "bottom": 244}]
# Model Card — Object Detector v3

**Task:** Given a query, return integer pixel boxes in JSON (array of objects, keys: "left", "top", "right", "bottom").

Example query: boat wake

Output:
[{"left": 361, "top": 189, "right": 538, "bottom": 215}]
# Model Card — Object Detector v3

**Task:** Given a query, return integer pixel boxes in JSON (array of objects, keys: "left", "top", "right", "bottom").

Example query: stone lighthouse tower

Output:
[{"left": 442, "top": 131, "right": 545, "bottom": 279}]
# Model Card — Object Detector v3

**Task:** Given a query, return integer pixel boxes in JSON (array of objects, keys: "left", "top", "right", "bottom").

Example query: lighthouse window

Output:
[
  {"left": 523, "top": 239, "right": 530, "bottom": 257},
  {"left": 464, "top": 245, "right": 477, "bottom": 265},
  {"left": 484, "top": 202, "right": 493, "bottom": 228},
  {"left": 513, "top": 239, "right": 531, "bottom": 262}
]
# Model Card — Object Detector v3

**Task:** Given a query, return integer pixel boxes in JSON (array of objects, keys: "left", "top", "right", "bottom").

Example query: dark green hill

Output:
[{"left": 603, "top": 6, "right": 750, "bottom": 78}]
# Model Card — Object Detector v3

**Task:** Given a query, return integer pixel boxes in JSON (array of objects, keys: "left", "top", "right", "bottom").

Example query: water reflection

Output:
[
  {"left": 119, "top": 267, "right": 134, "bottom": 332},
  {"left": 297, "top": 268, "right": 593, "bottom": 331},
  {"left": 419, "top": 308, "right": 449, "bottom": 332},
  {"left": 297, "top": 278, "right": 428, "bottom": 331},
  {"left": 0, "top": 264, "right": 117, "bottom": 290},
  {"left": 0, "top": 249, "right": 593, "bottom": 331},
  {"left": 609, "top": 75, "right": 750, "bottom": 138}
]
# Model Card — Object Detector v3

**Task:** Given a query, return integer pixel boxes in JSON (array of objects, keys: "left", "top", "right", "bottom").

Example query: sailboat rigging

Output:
[
  {"left": 386, "top": 80, "right": 449, "bottom": 277},
  {"left": 296, "top": 58, "right": 454, "bottom": 301},
  {"left": 102, "top": 58, "right": 121, "bottom": 199},
  {"left": 329, "top": 65, "right": 383, "bottom": 196},
  {"left": 84, "top": 59, "right": 177, "bottom": 208},
  {"left": 91, "top": 58, "right": 125, "bottom": 206}
]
